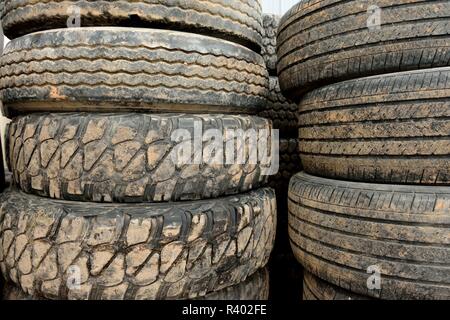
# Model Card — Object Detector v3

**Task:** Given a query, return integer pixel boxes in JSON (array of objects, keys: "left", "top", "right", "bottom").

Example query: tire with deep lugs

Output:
[
  {"left": 0, "top": 27, "right": 268, "bottom": 115},
  {"left": 0, "top": 187, "right": 276, "bottom": 300},
  {"left": 277, "top": 0, "right": 450, "bottom": 100},
  {"left": 289, "top": 172, "right": 450, "bottom": 300},
  {"left": 1, "top": 0, "right": 263, "bottom": 51},
  {"left": 298, "top": 67, "right": 450, "bottom": 185},
  {"left": 8, "top": 113, "right": 274, "bottom": 203},
  {"left": 261, "top": 14, "right": 279, "bottom": 74}
]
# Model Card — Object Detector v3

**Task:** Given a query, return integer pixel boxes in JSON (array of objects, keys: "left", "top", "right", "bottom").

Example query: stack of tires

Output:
[
  {"left": 260, "top": 14, "right": 303, "bottom": 302},
  {"left": 279, "top": 0, "right": 450, "bottom": 300},
  {"left": 0, "top": 0, "right": 276, "bottom": 300}
]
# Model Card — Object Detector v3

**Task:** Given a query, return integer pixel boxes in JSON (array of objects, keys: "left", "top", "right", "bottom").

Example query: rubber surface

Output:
[
  {"left": 2, "top": 268, "right": 269, "bottom": 301},
  {"left": 289, "top": 172, "right": 450, "bottom": 300},
  {"left": 277, "top": 0, "right": 450, "bottom": 100},
  {"left": 1, "top": 0, "right": 263, "bottom": 51},
  {"left": 0, "top": 187, "right": 276, "bottom": 300},
  {"left": 302, "top": 271, "right": 368, "bottom": 300},
  {"left": 260, "top": 77, "right": 297, "bottom": 138},
  {"left": 261, "top": 14, "right": 279, "bottom": 74},
  {"left": 299, "top": 67, "right": 450, "bottom": 185},
  {"left": 8, "top": 113, "right": 273, "bottom": 203},
  {"left": 0, "top": 135, "right": 4, "bottom": 193},
  {"left": 0, "top": 27, "right": 268, "bottom": 114}
]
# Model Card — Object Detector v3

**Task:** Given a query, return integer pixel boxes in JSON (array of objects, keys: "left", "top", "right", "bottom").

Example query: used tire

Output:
[
  {"left": 1, "top": 0, "right": 263, "bottom": 51},
  {"left": 0, "top": 135, "right": 4, "bottom": 193},
  {"left": 289, "top": 172, "right": 450, "bottom": 300},
  {"left": 261, "top": 14, "right": 279, "bottom": 74},
  {"left": 8, "top": 113, "right": 274, "bottom": 203},
  {"left": 303, "top": 271, "right": 368, "bottom": 301},
  {"left": 0, "top": 187, "right": 276, "bottom": 300},
  {"left": 277, "top": 0, "right": 450, "bottom": 100},
  {"left": 259, "top": 77, "right": 297, "bottom": 137},
  {"left": 299, "top": 67, "right": 450, "bottom": 185},
  {"left": 2, "top": 268, "right": 269, "bottom": 301},
  {"left": 0, "top": 27, "right": 268, "bottom": 115}
]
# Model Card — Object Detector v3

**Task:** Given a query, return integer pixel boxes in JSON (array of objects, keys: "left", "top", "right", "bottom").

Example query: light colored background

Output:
[{"left": 0, "top": 0, "right": 299, "bottom": 167}]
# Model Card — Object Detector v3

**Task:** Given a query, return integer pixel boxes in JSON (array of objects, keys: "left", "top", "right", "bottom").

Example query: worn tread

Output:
[
  {"left": 302, "top": 271, "right": 368, "bottom": 300},
  {"left": 1, "top": 0, "right": 263, "bottom": 51},
  {"left": 277, "top": 0, "right": 450, "bottom": 100},
  {"left": 8, "top": 113, "right": 274, "bottom": 203},
  {"left": 0, "top": 187, "right": 276, "bottom": 300},
  {"left": 289, "top": 172, "right": 450, "bottom": 300},
  {"left": 298, "top": 67, "right": 450, "bottom": 185},
  {"left": 261, "top": 14, "right": 279, "bottom": 74},
  {"left": 0, "top": 27, "right": 269, "bottom": 114}
]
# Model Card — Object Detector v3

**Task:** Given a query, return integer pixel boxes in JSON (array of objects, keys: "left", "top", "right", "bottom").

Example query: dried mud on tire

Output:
[
  {"left": 289, "top": 172, "right": 450, "bottom": 300},
  {"left": 0, "top": 187, "right": 276, "bottom": 300},
  {"left": 277, "top": 0, "right": 450, "bottom": 100},
  {"left": 8, "top": 113, "right": 273, "bottom": 203},
  {"left": 1, "top": 0, "right": 263, "bottom": 51},
  {"left": 299, "top": 67, "right": 450, "bottom": 185},
  {"left": 0, "top": 27, "right": 268, "bottom": 115}
]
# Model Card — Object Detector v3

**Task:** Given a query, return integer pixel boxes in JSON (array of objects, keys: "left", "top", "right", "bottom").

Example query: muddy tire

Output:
[
  {"left": 277, "top": 0, "right": 450, "bottom": 100},
  {"left": 1, "top": 0, "right": 263, "bottom": 51},
  {"left": 289, "top": 172, "right": 450, "bottom": 300},
  {"left": 299, "top": 67, "right": 450, "bottom": 185},
  {"left": 303, "top": 271, "right": 368, "bottom": 301},
  {"left": 0, "top": 27, "right": 268, "bottom": 115},
  {"left": 0, "top": 187, "right": 276, "bottom": 300},
  {"left": 259, "top": 77, "right": 297, "bottom": 137},
  {"left": 3, "top": 268, "right": 269, "bottom": 301},
  {"left": 261, "top": 14, "right": 279, "bottom": 74},
  {"left": 8, "top": 113, "right": 273, "bottom": 203}
]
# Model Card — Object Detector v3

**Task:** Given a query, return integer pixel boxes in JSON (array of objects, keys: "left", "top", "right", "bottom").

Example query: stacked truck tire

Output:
[
  {"left": 0, "top": 0, "right": 277, "bottom": 300},
  {"left": 279, "top": 0, "right": 450, "bottom": 300}
]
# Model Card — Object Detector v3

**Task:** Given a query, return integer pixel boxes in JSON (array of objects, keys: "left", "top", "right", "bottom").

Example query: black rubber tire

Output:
[
  {"left": 2, "top": 268, "right": 269, "bottom": 301},
  {"left": 0, "top": 134, "right": 5, "bottom": 193},
  {"left": 299, "top": 67, "right": 450, "bottom": 185},
  {"left": 0, "top": 187, "right": 276, "bottom": 300},
  {"left": 277, "top": 0, "right": 450, "bottom": 100},
  {"left": 0, "top": 27, "right": 268, "bottom": 115},
  {"left": 1, "top": 0, "right": 263, "bottom": 51},
  {"left": 302, "top": 271, "right": 368, "bottom": 301},
  {"left": 8, "top": 113, "right": 273, "bottom": 203},
  {"left": 261, "top": 14, "right": 279, "bottom": 75},
  {"left": 259, "top": 77, "right": 297, "bottom": 138},
  {"left": 289, "top": 172, "right": 450, "bottom": 300}
]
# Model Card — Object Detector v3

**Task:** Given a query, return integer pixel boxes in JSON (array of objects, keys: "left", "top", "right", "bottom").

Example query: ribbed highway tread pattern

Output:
[
  {"left": 1, "top": 0, "right": 263, "bottom": 50},
  {"left": 277, "top": 0, "right": 450, "bottom": 99},
  {"left": 302, "top": 271, "right": 369, "bottom": 300},
  {"left": 259, "top": 77, "right": 297, "bottom": 137},
  {"left": 8, "top": 113, "right": 274, "bottom": 203},
  {"left": 0, "top": 187, "right": 276, "bottom": 300},
  {"left": 299, "top": 67, "right": 450, "bottom": 185},
  {"left": 289, "top": 172, "right": 450, "bottom": 300},
  {"left": 261, "top": 14, "right": 279, "bottom": 74},
  {"left": 0, "top": 28, "right": 269, "bottom": 114}
]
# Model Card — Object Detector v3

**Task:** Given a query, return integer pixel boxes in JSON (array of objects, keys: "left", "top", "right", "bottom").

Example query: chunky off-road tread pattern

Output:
[
  {"left": 289, "top": 172, "right": 450, "bottom": 300},
  {"left": 8, "top": 113, "right": 273, "bottom": 203},
  {"left": 2, "top": 268, "right": 269, "bottom": 301},
  {"left": 0, "top": 187, "right": 276, "bottom": 300},
  {"left": 0, "top": 28, "right": 269, "bottom": 114},
  {"left": 259, "top": 77, "right": 297, "bottom": 137},
  {"left": 302, "top": 271, "right": 368, "bottom": 300},
  {"left": 277, "top": 0, "right": 450, "bottom": 100},
  {"left": 1, "top": 0, "right": 263, "bottom": 50},
  {"left": 299, "top": 67, "right": 450, "bottom": 185},
  {"left": 0, "top": 135, "right": 5, "bottom": 193},
  {"left": 261, "top": 14, "right": 279, "bottom": 74}
]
